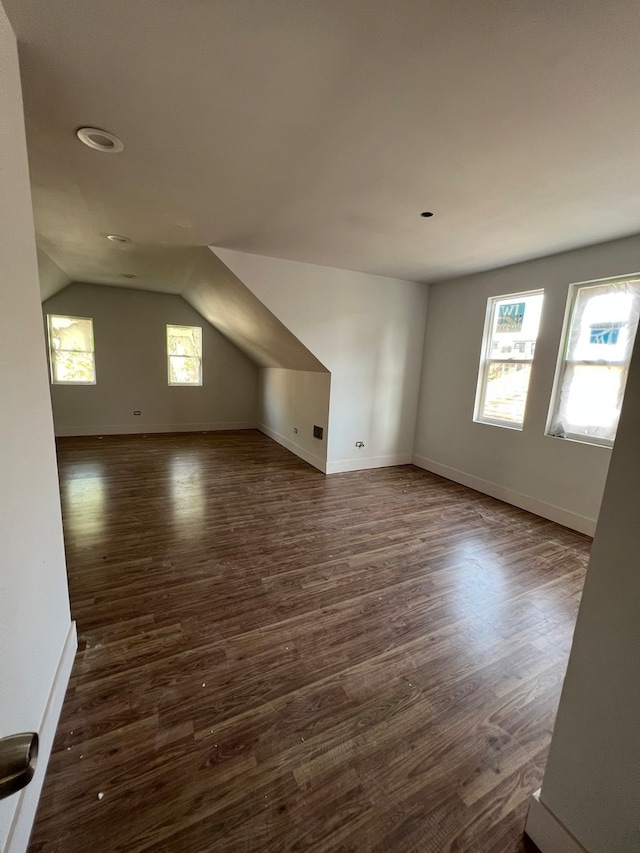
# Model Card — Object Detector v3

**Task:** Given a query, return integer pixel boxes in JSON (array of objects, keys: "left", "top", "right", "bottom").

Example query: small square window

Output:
[{"left": 167, "top": 325, "right": 202, "bottom": 386}]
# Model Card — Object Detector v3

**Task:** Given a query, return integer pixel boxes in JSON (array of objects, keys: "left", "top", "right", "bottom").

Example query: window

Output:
[
  {"left": 47, "top": 314, "right": 96, "bottom": 384},
  {"left": 167, "top": 325, "right": 202, "bottom": 385},
  {"left": 474, "top": 290, "right": 544, "bottom": 429},
  {"left": 547, "top": 276, "right": 640, "bottom": 446}
]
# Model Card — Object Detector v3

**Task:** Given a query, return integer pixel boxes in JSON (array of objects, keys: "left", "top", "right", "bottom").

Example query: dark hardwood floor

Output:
[{"left": 28, "top": 430, "right": 588, "bottom": 852}]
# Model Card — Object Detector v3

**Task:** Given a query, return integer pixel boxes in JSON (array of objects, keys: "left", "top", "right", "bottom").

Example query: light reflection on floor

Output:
[
  {"left": 169, "top": 455, "right": 206, "bottom": 535},
  {"left": 439, "top": 528, "right": 574, "bottom": 663},
  {"left": 434, "top": 532, "right": 528, "bottom": 660},
  {"left": 61, "top": 463, "right": 106, "bottom": 542}
]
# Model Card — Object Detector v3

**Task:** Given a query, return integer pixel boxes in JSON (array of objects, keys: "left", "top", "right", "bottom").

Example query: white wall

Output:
[
  {"left": 214, "top": 248, "right": 429, "bottom": 474},
  {"left": 413, "top": 233, "right": 640, "bottom": 534},
  {"left": 526, "top": 305, "right": 640, "bottom": 852},
  {"left": 43, "top": 282, "right": 258, "bottom": 436},
  {"left": 259, "top": 369, "right": 330, "bottom": 472},
  {"left": 0, "top": 5, "right": 74, "bottom": 848}
]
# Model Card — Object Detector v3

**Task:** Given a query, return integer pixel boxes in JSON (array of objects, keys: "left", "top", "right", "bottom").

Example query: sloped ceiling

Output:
[
  {"left": 41, "top": 244, "right": 328, "bottom": 372},
  {"left": 37, "top": 247, "right": 70, "bottom": 301},
  {"left": 5, "top": 0, "right": 640, "bottom": 289},
  {"left": 183, "top": 248, "right": 327, "bottom": 372}
]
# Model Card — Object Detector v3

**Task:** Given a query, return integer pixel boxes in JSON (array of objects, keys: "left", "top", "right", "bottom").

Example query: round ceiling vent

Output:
[{"left": 76, "top": 127, "right": 124, "bottom": 153}]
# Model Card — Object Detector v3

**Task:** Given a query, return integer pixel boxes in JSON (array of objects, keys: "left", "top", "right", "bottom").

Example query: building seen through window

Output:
[{"left": 475, "top": 291, "right": 544, "bottom": 429}]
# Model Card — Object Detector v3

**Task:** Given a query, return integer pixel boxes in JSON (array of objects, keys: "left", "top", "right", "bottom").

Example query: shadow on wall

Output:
[{"left": 183, "top": 248, "right": 329, "bottom": 373}]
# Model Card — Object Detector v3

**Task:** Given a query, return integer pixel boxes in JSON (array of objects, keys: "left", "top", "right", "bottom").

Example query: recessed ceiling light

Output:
[
  {"left": 420, "top": 211, "right": 434, "bottom": 218},
  {"left": 121, "top": 273, "right": 137, "bottom": 279},
  {"left": 76, "top": 127, "right": 124, "bottom": 153},
  {"left": 106, "top": 234, "right": 130, "bottom": 243}
]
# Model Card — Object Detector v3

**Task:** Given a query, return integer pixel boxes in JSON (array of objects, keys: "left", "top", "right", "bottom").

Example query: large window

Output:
[
  {"left": 167, "top": 324, "right": 202, "bottom": 386},
  {"left": 474, "top": 290, "right": 544, "bottom": 429},
  {"left": 47, "top": 314, "right": 96, "bottom": 384},
  {"left": 547, "top": 276, "right": 640, "bottom": 446}
]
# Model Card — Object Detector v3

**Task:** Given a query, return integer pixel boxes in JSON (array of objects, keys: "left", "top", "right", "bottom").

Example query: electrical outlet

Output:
[
  {"left": 133, "top": 411, "right": 141, "bottom": 416},
  {"left": 293, "top": 427, "right": 298, "bottom": 434},
  {"left": 355, "top": 441, "right": 365, "bottom": 448}
]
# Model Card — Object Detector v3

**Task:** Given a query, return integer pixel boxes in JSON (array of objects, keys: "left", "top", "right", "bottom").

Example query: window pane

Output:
[
  {"left": 52, "top": 351, "right": 95, "bottom": 383},
  {"left": 489, "top": 294, "right": 543, "bottom": 361},
  {"left": 47, "top": 315, "right": 95, "bottom": 384},
  {"left": 169, "top": 356, "right": 201, "bottom": 385},
  {"left": 554, "top": 364, "right": 626, "bottom": 442},
  {"left": 548, "top": 278, "right": 640, "bottom": 445},
  {"left": 475, "top": 290, "right": 543, "bottom": 429},
  {"left": 167, "top": 325, "right": 202, "bottom": 358},
  {"left": 567, "top": 283, "right": 639, "bottom": 363},
  {"left": 167, "top": 325, "right": 202, "bottom": 385},
  {"left": 50, "top": 316, "right": 93, "bottom": 353},
  {"left": 482, "top": 362, "right": 532, "bottom": 425}
]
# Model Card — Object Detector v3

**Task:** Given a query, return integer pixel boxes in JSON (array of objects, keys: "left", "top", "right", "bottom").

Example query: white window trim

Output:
[
  {"left": 47, "top": 314, "right": 96, "bottom": 385},
  {"left": 545, "top": 272, "right": 640, "bottom": 448},
  {"left": 166, "top": 324, "right": 203, "bottom": 386},
  {"left": 474, "top": 289, "right": 543, "bottom": 431}
]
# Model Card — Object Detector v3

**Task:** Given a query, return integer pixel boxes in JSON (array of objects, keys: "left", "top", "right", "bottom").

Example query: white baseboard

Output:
[
  {"left": 258, "top": 423, "right": 326, "bottom": 473},
  {"left": 5, "top": 622, "right": 77, "bottom": 853},
  {"left": 326, "top": 453, "right": 412, "bottom": 475},
  {"left": 525, "top": 789, "right": 588, "bottom": 853},
  {"left": 411, "top": 455, "right": 596, "bottom": 536},
  {"left": 54, "top": 421, "right": 256, "bottom": 437}
]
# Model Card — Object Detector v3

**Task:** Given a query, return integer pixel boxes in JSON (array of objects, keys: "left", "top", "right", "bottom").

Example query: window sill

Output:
[
  {"left": 544, "top": 432, "right": 613, "bottom": 450},
  {"left": 473, "top": 418, "right": 523, "bottom": 431}
]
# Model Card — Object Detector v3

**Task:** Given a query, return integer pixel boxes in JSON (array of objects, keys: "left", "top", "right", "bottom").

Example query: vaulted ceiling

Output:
[{"left": 5, "top": 0, "right": 640, "bottom": 291}]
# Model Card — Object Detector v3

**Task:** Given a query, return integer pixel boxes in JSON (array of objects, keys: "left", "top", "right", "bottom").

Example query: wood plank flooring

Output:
[{"left": 28, "top": 430, "right": 590, "bottom": 852}]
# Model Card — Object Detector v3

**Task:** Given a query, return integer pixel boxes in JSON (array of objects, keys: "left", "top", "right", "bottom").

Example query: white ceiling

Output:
[{"left": 5, "top": 0, "right": 640, "bottom": 289}]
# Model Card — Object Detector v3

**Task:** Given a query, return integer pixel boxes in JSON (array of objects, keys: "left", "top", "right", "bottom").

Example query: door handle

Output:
[{"left": 0, "top": 733, "right": 38, "bottom": 800}]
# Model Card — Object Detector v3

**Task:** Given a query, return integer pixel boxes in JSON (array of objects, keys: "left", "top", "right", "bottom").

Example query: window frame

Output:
[
  {"left": 46, "top": 313, "right": 96, "bottom": 385},
  {"left": 546, "top": 274, "right": 640, "bottom": 448},
  {"left": 474, "top": 289, "right": 544, "bottom": 431},
  {"left": 166, "top": 324, "right": 203, "bottom": 387}
]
